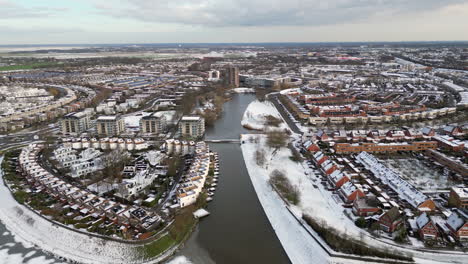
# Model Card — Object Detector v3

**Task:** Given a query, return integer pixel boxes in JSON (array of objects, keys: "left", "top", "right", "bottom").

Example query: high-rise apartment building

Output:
[
  {"left": 222, "top": 66, "right": 239, "bottom": 87},
  {"left": 178, "top": 116, "right": 205, "bottom": 138},
  {"left": 140, "top": 113, "right": 167, "bottom": 134},
  {"left": 96, "top": 115, "right": 125, "bottom": 136},
  {"left": 60, "top": 112, "right": 90, "bottom": 135}
]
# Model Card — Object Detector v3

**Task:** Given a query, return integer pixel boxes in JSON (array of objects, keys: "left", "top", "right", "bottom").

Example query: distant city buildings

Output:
[
  {"left": 222, "top": 66, "right": 239, "bottom": 88},
  {"left": 96, "top": 115, "right": 125, "bottom": 136},
  {"left": 178, "top": 115, "right": 205, "bottom": 138}
]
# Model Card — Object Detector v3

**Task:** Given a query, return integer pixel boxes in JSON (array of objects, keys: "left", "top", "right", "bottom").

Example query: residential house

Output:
[
  {"left": 379, "top": 207, "right": 403, "bottom": 233},
  {"left": 339, "top": 182, "right": 365, "bottom": 203},
  {"left": 446, "top": 210, "right": 468, "bottom": 241}
]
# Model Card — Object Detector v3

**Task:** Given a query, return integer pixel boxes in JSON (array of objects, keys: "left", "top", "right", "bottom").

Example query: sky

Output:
[{"left": 1, "top": 0, "right": 468, "bottom": 45}]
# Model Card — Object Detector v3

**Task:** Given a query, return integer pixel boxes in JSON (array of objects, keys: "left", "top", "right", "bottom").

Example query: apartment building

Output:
[
  {"left": 140, "top": 113, "right": 167, "bottom": 134},
  {"left": 96, "top": 115, "right": 125, "bottom": 136},
  {"left": 60, "top": 112, "right": 90, "bottom": 135},
  {"left": 178, "top": 116, "right": 205, "bottom": 138}
]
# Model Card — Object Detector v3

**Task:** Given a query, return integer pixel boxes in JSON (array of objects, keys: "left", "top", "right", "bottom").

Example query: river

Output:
[
  {"left": 173, "top": 94, "right": 289, "bottom": 264},
  {"left": 0, "top": 94, "right": 289, "bottom": 264}
]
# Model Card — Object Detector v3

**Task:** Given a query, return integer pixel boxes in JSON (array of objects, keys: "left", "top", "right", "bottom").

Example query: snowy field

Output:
[
  {"left": 240, "top": 135, "right": 468, "bottom": 264},
  {"left": 0, "top": 156, "right": 175, "bottom": 264},
  {"left": 380, "top": 158, "right": 455, "bottom": 191},
  {"left": 241, "top": 100, "right": 289, "bottom": 131}
]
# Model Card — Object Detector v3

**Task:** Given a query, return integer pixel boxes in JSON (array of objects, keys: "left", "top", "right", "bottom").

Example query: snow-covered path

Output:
[{"left": 241, "top": 137, "right": 329, "bottom": 264}]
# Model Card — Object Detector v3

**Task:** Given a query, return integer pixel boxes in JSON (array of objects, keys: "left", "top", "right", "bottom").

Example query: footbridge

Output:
[{"left": 205, "top": 139, "right": 241, "bottom": 143}]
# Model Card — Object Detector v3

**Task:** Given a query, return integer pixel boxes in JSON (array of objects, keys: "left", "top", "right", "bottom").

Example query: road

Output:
[{"left": 268, "top": 94, "right": 303, "bottom": 134}]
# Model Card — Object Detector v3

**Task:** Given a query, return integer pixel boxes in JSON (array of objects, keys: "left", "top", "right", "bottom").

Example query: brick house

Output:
[
  {"left": 379, "top": 207, "right": 403, "bottom": 233},
  {"left": 446, "top": 210, "right": 468, "bottom": 242},
  {"left": 353, "top": 197, "right": 380, "bottom": 216},
  {"left": 416, "top": 213, "right": 438, "bottom": 240}
]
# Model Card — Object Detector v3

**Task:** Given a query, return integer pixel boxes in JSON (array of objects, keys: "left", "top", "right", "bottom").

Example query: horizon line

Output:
[{"left": 1, "top": 40, "right": 468, "bottom": 47}]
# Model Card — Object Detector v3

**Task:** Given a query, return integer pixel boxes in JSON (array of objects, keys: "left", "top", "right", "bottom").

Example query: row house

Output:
[
  {"left": 356, "top": 152, "right": 436, "bottom": 211},
  {"left": 177, "top": 142, "right": 212, "bottom": 208},
  {"left": 328, "top": 170, "right": 350, "bottom": 189},
  {"left": 19, "top": 144, "right": 160, "bottom": 233},
  {"left": 339, "top": 181, "right": 365, "bottom": 203}
]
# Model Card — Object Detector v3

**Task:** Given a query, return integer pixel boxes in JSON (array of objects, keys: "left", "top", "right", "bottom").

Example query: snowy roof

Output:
[
  {"left": 329, "top": 170, "right": 346, "bottom": 184},
  {"left": 451, "top": 187, "right": 468, "bottom": 199},
  {"left": 97, "top": 115, "right": 118, "bottom": 121},
  {"left": 181, "top": 116, "right": 202, "bottom": 121},
  {"left": 340, "top": 182, "right": 357, "bottom": 197},
  {"left": 447, "top": 211, "right": 466, "bottom": 231},
  {"left": 356, "top": 152, "right": 428, "bottom": 208},
  {"left": 313, "top": 151, "right": 323, "bottom": 159},
  {"left": 421, "top": 127, "right": 433, "bottom": 135},
  {"left": 416, "top": 213, "right": 430, "bottom": 229}
]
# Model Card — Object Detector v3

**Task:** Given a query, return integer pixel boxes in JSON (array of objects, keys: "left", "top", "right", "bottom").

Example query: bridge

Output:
[{"left": 205, "top": 139, "right": 241, "bottom": 143}]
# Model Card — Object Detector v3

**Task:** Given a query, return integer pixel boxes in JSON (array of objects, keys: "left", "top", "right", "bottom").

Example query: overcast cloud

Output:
[
  {"left": 0, "top": 0, "right": 467, "bottom": 44},
  {"left": 94, "top": 0, "right": 467, "bottom": 27}
]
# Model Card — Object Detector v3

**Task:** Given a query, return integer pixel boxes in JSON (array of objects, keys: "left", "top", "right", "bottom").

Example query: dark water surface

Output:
[{"left": 175, "top": 94, "right": 290, "bottom": 264}]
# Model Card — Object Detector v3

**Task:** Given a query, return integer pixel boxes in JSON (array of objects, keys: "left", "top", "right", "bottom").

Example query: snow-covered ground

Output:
[
  {"left": 241, "top": 100, "right": 288, "bottom": 131},
  {"left": 124, "top": 112, "right": 151, "bottom": 128},
  {"left": 240, "top": 135, "right": 468, "bottom": 264},
  {"left": 124, "top": 110, "right": 178, "bottom": 130},
  {"left": 380, "top": 158, "right": 455, "bottom": 191},
  {"left": 231, "top": 87, "right": 255, "bottom": 93},
  {"left": 165, "top": 256, "right": 193, "bottom": 264},
  {"left": 0, "top": 156, "right": 175, "bottom": 264}
]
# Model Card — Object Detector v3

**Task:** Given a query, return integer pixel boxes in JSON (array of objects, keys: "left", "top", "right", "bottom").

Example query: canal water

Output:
[
  {"left": 0, "top": 94, "right": 288, "bottom": 264},
  {"left": 174, "top": 94, "right": 290, "bottom": 264}
]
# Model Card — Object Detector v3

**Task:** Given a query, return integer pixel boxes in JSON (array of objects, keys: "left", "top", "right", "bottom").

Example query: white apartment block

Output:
[
  {"left": 178, "top": 116, "right": 205, "bottom": 138},
  {"left": 60, "top": 112, "right": 90, "bottom": 135},
  {"left": 140, "top": 113, "right": 167, "bottom": 134},
  {"left": 96, "top": 115, "right": 125, "bottom": 136}
]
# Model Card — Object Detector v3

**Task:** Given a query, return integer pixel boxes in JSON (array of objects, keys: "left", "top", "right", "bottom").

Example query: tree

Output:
[
  {"left": 100, "top": 150, "right": 130, "bottom": 183},
  {"left": 355, "top": 217, "right": 367, "bottom": 228},
  {"left": 166, "top": 157, "right": 181, "bottom": 177},
  {"left": 370, "top": 222, "right": 381, "bottom": 237},
  {"left": 255, "top": 149, "right": 266, "bottom": 167},
  {"left": 394, "top": 227, "right": 408, "bottom": 243},
  {"left": 266, "top": 130, "right": 287, "bottom": 149}
]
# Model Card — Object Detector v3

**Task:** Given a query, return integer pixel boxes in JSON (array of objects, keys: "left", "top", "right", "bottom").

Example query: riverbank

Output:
[{"left": 240, "top": 134, "right": 329, "bottom": 264}]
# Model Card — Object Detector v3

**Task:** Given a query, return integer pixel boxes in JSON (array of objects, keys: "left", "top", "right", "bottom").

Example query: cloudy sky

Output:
[{"left": 1, "top": 0, "right": 468, "bottom": 44}]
